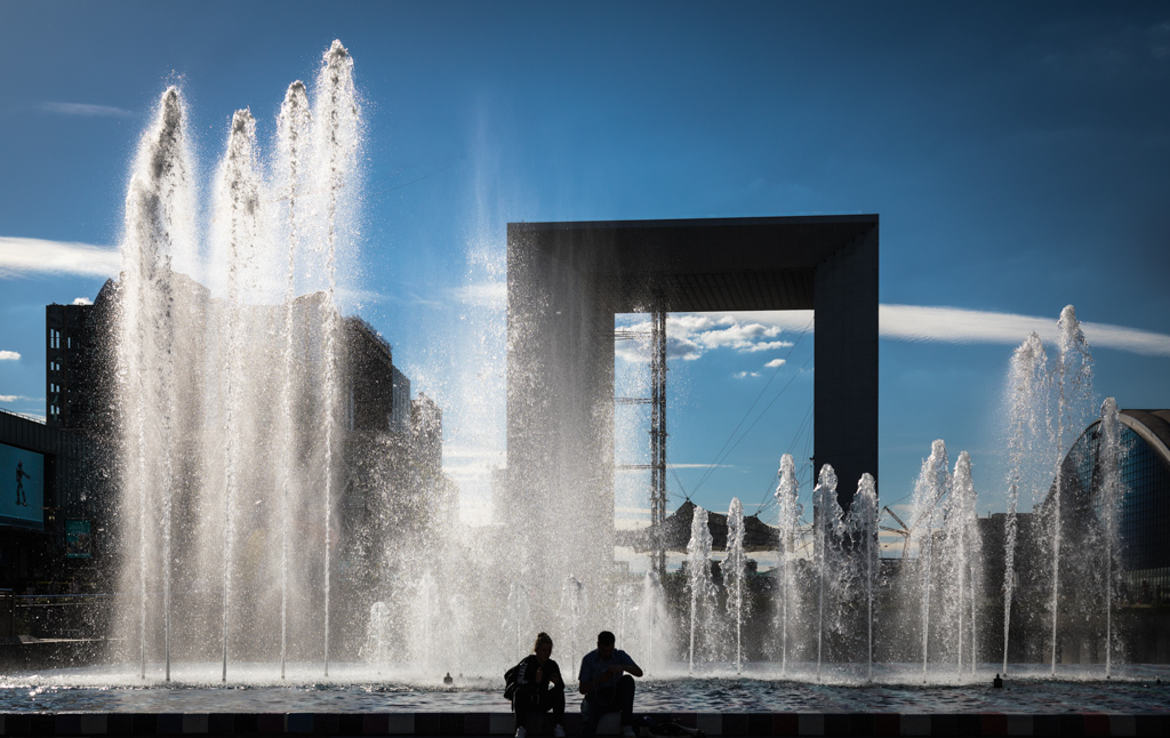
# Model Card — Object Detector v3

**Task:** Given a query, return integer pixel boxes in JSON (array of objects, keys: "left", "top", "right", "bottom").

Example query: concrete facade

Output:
[{"left": 505, "top": 215, "right": 878, "bottom": 572}]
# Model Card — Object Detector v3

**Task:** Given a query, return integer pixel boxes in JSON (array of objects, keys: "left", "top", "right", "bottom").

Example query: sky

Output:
[{"left": 1, "top": 1, "right": 1169, "bottom": 556}]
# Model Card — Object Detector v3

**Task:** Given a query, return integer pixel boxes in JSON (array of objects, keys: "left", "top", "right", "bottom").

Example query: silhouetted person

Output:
[
  {"left": 993, "top": 673, "right": 1003, "bottom": 689},
  {"left": 15, "top": 460, "right": 31, "bottom": 506},
  {"left": 512, "top": 632, "right": 565, "bottom": 738},
  {"left": 443, "top": 672, "right": 454, "bottom": 685},
  {"left": 579, "top": 630, "right": 642, "bottom": 738}
]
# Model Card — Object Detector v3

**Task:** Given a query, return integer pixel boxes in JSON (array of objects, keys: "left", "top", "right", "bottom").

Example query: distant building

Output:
[
  {"left": 1024, "top": 408, "right": 1170, "bottom": 663},
  {"left": 45, "top": 281, "right": 118, "bottom": 432},
  {"left": 29, "top": 277, "right": 454, "bottom": 608},
  {"left": 0, "top": 409, "right": 109, "bottom": 592},
  {"left": 1055, "top": 409, "right": 1170, "bottom": 603},
  {"left": 343, "top": 316, "right": 412, "bottom": 434},
  {"left": 410, "top": 393, "right": 442, "bottom": 474}
]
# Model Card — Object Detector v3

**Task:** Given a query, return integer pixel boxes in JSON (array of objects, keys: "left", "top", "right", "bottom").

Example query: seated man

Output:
[{"left": 578, "top": 630, "right": 643, "bottom": 737}]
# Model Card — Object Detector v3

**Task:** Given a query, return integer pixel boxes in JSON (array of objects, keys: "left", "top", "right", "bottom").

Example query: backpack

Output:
[{"left": 503, "top": 659, "right": 524, "bottom": 700}]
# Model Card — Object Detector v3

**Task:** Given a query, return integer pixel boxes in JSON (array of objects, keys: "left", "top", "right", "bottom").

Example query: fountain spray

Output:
[
  {"left": 275, "top": 79, "right": 311, "bottom": 680},
  {"left": 214, "top": 108, "right": 262, "bottom": 681},
  {"left": 1049, "top": 305, "right": 1093, "bottom": 675},
  {"left": 910, "top": 440, "right": 950, "bottom": 680},
  {"left": 847, "top": 473, "right": 879, "bottom": 682},
  {"left": 312, "top": 38, "right": 360, "bottom": 678},
  {"left": 813, "top": 464, "right": 839, "bottom": 682},
  {"left": 726, "top": 497, "right": 748, "bottom": 673},
  {"left": 1098, "top": 397, "right": 1122, "bottom": 677},
  {"left": 118, "top": 85, "right": 194, "bottom": 680},
  {"left": 774, "top": 454, "right": 799, "bottom": 675},
  {"left": 1002, "top": 332, "right": 1047, "bottom": 673},
  {"left": 950, "top": 452, "right": 978, "bottom": 676},
  {"left": 686, "top": 505, "right": 714, "bottom": 673}
]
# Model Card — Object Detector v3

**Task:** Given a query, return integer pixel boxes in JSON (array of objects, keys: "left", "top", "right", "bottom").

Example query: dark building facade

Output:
[
  {"left": 7, "top": 279, "right": 451, "bottom": 635},
  {"left": 988, "top": 408, "right": 1170, "bottom": 664},
  {"left": 0, "top": 409, "right": 108, "bottom": 593},
  {"left": 45, "top": 281, "right": 118, "bottom": 432},
  {"left": 1057, "top": 409, "right": 1170, "bottom": 603}
]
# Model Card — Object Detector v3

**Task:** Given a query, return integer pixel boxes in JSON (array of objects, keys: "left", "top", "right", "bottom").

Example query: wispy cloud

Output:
[
  {"left": 0, "top": 351, "right": 20, "bottom": 361},
  {"left": 0, "top": 237, "right": 120, "bottom": 279},
  {"left": 0, "top": 394, "right": 38, "bottom": 403},
  {"left": 39, "top": 101, "right": 134, "bottom": 118},
  {"left": 734, "top": 370, "right": 761, "bottom": 379},
  {"left": 879, "top": 304, "right": 1170, "bottom": 357}
]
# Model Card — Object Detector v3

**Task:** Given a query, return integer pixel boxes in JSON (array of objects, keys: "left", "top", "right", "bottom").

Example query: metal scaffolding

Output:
[{"left": 614, "top": 312, "right": 669, "bottom": 576}]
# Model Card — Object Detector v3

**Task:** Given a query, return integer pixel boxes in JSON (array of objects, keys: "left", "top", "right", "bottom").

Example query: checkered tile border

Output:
[{"left": 0, "top": 712, "right": 1165, "bottom": 736}]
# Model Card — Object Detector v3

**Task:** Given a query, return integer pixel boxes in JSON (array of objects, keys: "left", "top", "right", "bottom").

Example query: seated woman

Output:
[{"left": 512, "top": 632, "right": 566, "bottom": 738}]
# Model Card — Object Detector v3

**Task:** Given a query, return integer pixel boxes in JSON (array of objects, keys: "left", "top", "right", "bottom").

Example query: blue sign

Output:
[{"left": 0, "top": 442, "right": 44, "bottom": 529}]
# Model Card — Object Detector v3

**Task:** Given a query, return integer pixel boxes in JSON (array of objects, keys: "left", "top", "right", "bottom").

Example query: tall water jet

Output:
[
  {"left": 726, "top": 497, "right": 748, "bottom": 673},
  {"left": 212, "top": 108, "right": 263, "bottom": 681},
  {"left": 1049, "top": 305, "right": 1094, "bottom": 674},
  {"left": 686, "top": 505, "right": 715, "bottom": 673},
  {"left": 311, "top": 39, "right": 360, "bottom": 677},
  {"left": 846, "top": 473, "right": 879, "bottom": 681},
  {"left": 107, "top": 40, "right": 367, "bottom": 681},
  {"left": 115, "top": 84, "right": 197, "bottom": 680},
  {"left": 909, "top": 440, "right": 950, "bottom": 678},
  {"left": 774, "top": 454, "right": 800, "bottom": 674},
  {"left": 812, "top": 464, "right": 841, "bottom": 681},
  {"left": 1002, "top": 332, "right": 1048, "bottom": 673},
  {"left": 274, "top": 79, "right": 311, "bottom": 680},
  {"left": 946, "top": 452, "right": 981, "bottom": 675},
  {"left": 1098, "top": 397, "right": 1123, "bottom": 677}
]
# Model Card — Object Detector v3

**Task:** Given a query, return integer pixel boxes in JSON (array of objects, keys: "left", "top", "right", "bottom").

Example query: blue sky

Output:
[{"left": 2, "top": 1, "right": 1169, "bottom": 542}]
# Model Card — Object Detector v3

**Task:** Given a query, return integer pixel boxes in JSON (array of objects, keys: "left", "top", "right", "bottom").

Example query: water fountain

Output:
[
  {"left": 1001, "top": 331, "right": 1048, "bottom": 673},
  {"left": 773, "top": 454, "right": 800, "bottom": 675},
  {"left": 685, "top": 505, "right": 717, "bottom": 673},
  {"left": 1098, "top": 397, "right": 1123, "bottom": 678},
  {"left": 111, "top": 40, "right": 360, "bottom": 681},
  {"left": 812, "top": 464, "right": 842, "bottom": 680},
  {"left": 725, "top": 498, "right": 748, "bottom": 673},
  {"left": 844, "top": 473, "right": 878, "bottom": 681},
  {"left": 4, "top": 39, "right": 1167, "bottom": 722}
]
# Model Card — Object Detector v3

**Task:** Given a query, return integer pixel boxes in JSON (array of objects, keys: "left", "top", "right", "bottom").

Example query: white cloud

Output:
[
  {"left": 765, "top": 358, "right": 786, "bottom": 368},
  {"left": 0, "top": 237, "right": 120, "bottom": 278},
  {"left": 696, "top": 321, "right": 782, "bottom": 350},
  {"left": 72, "top": 297, "right": 93, "bottom": 306},
  {"left": 39, "top": 101, "right": 134, "bottom": 118},
  {"left": 878, "top": 304, "right": 1170, "bottom": 357},
  {"left": 734, "top": 370, "right": 761, "bottom": 379},
  {"left": 741, "top": 340, "right": 795, "bottom": 352},
  {"left": 0, "top": 350, "right": 20, "bottom": 361},
  {"left": 616, "top": 312, "right": 804, "bottom": 364},
  {"left": 0, "top": 395, "right": 21, "bottom": 403}
]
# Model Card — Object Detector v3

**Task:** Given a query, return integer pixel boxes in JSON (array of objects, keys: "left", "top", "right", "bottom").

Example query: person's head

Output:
[
  {"left": 533, "top": 632, "right": 553, "bottom": 660},
  {"left": 597, "top": 630, "right": 615, "bottom": 658}
]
